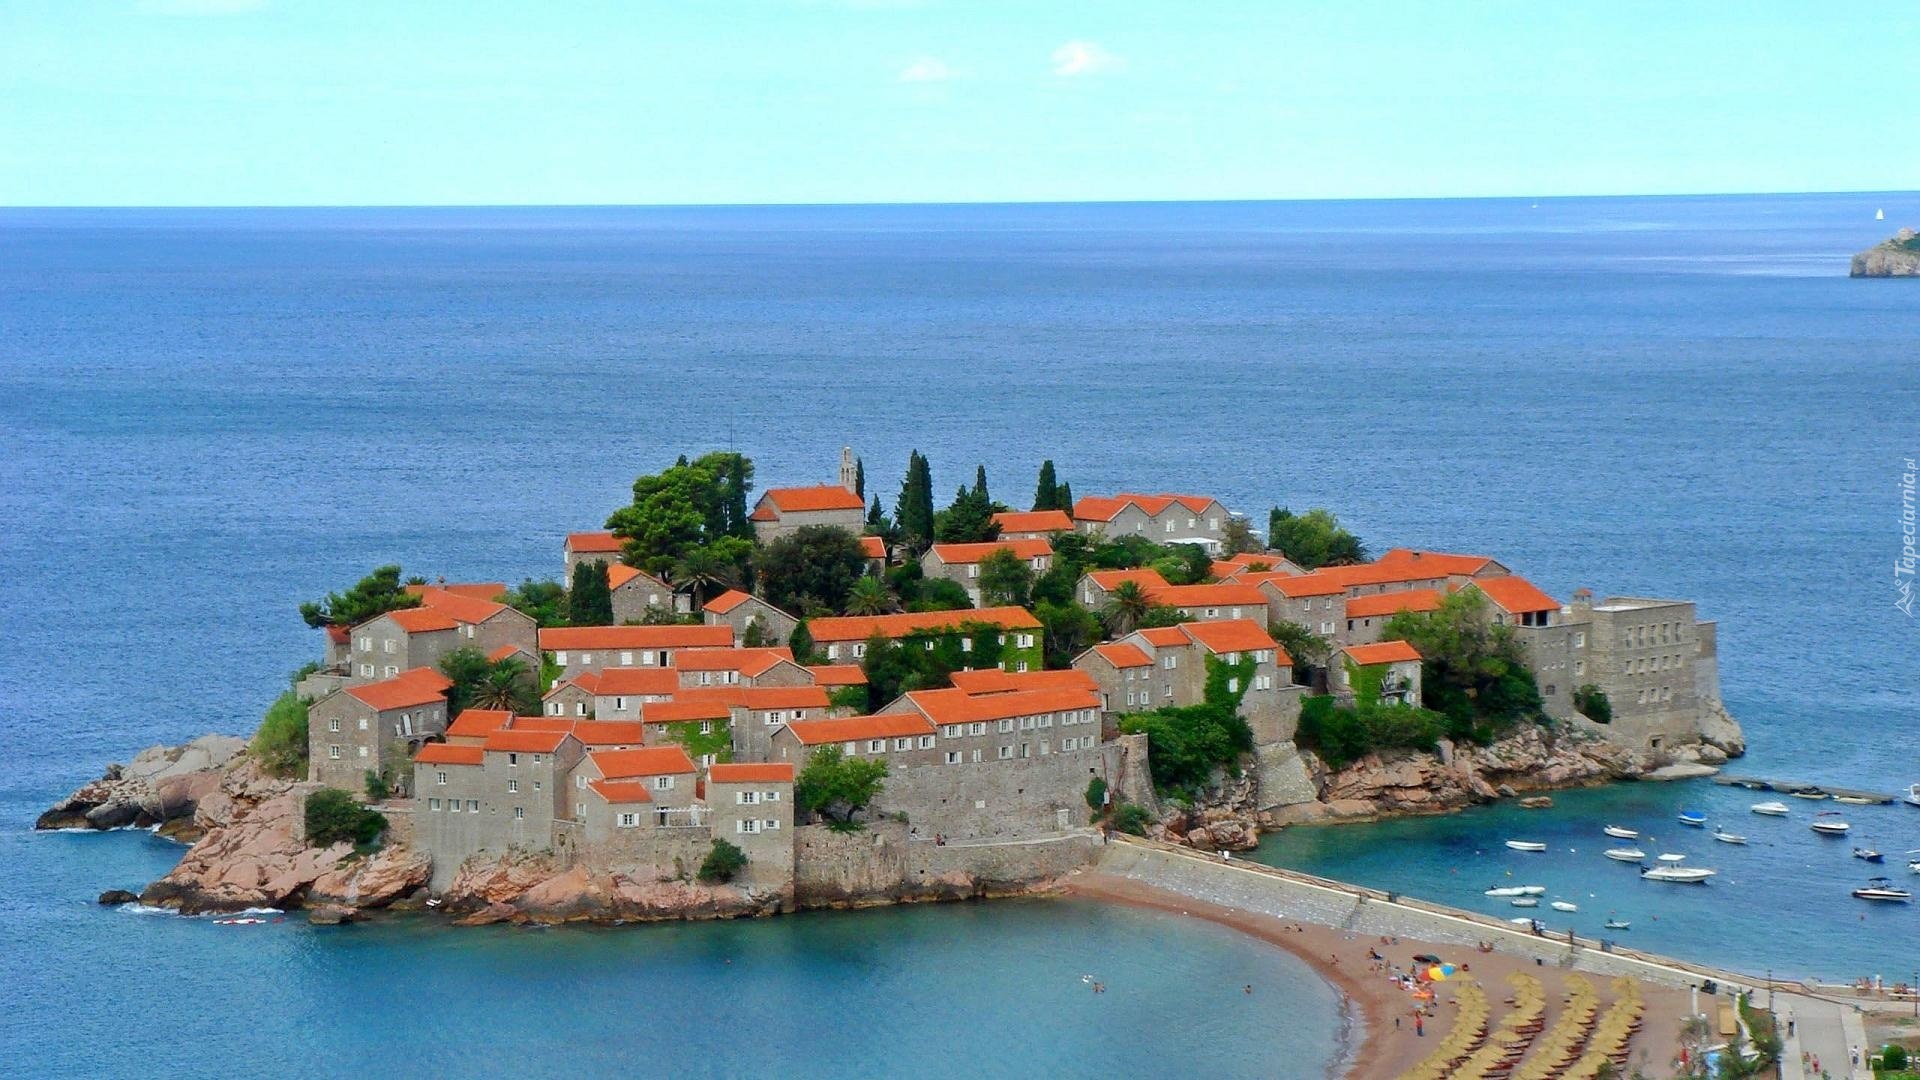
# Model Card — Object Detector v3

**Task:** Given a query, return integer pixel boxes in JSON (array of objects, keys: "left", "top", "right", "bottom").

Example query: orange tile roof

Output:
[
  {"left": 1343, "top": 640, "right": 1423, "bottom": 665},
  {"left": 589, "top": 668, "right": 681, "bottom": 695},
  {"left": 859, "top": 535, "right": 887, "bottom": 559},
  {"left": 412, "top": 586, "right": 510, "bottom": 624},
  {"left": 1090, "top": 642, "right": 1152, "bottom": 669},
  {"left": 1466, "top": 575, "right": 1559, "bottom": 614},
  {"left": 1084, "top": 568, "right": 1168, "bottom": 591},
  {"left": 567, "top": 531, "right": 626, "bottom": 554},
  {"left": 805, "top": 664, "right": 867, "bottom": 686},
  {"left": 677, "top": 685, "right": 830, "bottom": 711},
  {"left": 484, "top": 729, "right": 572, "bottom": 753},
  {"left": 759, "top": 485, "right": 864, "bottom": 513},
  {"left": 345, "top": 668, "right": 453, "bottom": 711},
  {"left": 806, "top": 606, "right": 1041, "bottom": 643},
  {"left": 1345, "top": 589, "right": 1445, "bottom": 619},
  {"left": 415, "top": 743, "right": 485, "bottom": 766},
  {"left": 1076, "top": 493, "right": 1220, "bottom": 521},
  {"left": 1254, "top": 573, "right": 1348, "bottom": 598},
  {"left": 674, "top": 647, "right": 795, "bottom": 675},
  {"left": 570, "top": 720, "right": 647, "bottom": 745},
  {"left": 991, "top": 509, "right": 1073, "bottom": 533},
  {"left": 1375, "top": 548, "right": 1502, "bottom": 576},
  {"left": 486, "top": 644, "right": 529, "bottom": 662},
  {"left": 785, "top": 713, "right": 935, "bottom": 745},
  {"left": 504, "top": 716, "right": 575, "bottom": 732},
  {"left": 606, "top": 563, "right": 669, "bottom": 592},
  {"left": 549, "top": 671, "right": 601, "bottom": 696},
  {"left": 1304, "top": 562, "right": 1459, "bottom": 590},
  {"left": 1145, "top": 582, "right": 1268, "bottom": 608},
  {"left": 708, "top": 762, "right": 796, "bottom": 784},
  {"left": 904, "top": 686, "right": 1101, "bottom": 725},
  {"left": 948, "top": 668, "right": 1099, "bottom": 695},
  {"left": 384, "top": 606, "right": 460, "bottom": 633},
  {"left": 702, "top": 589, "right": 754, "bottom": 615},
  {"left": 445, "top": 709, "right": 514, "bottom": 738},
  {"left": 591, "top": 746, "right": 697, "bottom": 778},
  {"left": 1133, "top": 626, "right": 1192, "bottom": 648},
  {"left": 640, "top": 700, "right": 735, "bottom": 723},
  {"left": 587, "top": 779, "right": 653, "bottom": 804},
  {"left": 927, "top": 538, "right": 1054, "bottom": 565},
  {"left": 405, "top": 582, "right": 507, "bottom": 601},
  {"left": 540, "top": 625, "right": 734, "bottom": 651},
  {"left": 1177, "top": 619, "right": 1281, "bottom": 655},
  {"left": 1119, "top": 492, "right": 1219, "bottom": 515}
]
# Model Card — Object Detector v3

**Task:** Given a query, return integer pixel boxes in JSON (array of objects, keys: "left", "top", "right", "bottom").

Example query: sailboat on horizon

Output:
[{"left": 1878, "top": 208, "right": 1886, "bottom": 220}]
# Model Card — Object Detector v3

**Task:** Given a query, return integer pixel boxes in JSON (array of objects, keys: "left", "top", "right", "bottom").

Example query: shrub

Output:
[
  {"left": 363, "top": 770, "right": 391, "bottom": 802},
  {"left": 1111, "top": 803, "right": 1153, "bottom": 836},
  {"left": 1084, "top": 776, "right": 1108, "bottom": 811},
  {"left": 304, "top": 788, "right": 387, "bottom": 848},
  {"left": 1116, "top": 655, "right": 1257, "bottom": 794},
  {"left": 250, "top": 690, "right": 310, "bottom": 778},
  {"left": 1573, "top": 684, "right": 1612, "bottom": 725},
  {"left": 1295, "top": 695, "right": 1445, "bottom": 771},
  {"left": 698, "top": 838, "right": 749, "bottom": 883},
  {"left": 1884, "top": 1043, "right": 1910, "bottom": 1071}
]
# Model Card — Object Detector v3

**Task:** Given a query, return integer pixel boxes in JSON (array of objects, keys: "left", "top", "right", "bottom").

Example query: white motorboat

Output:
[
  {"left": 1642, "top": 866, "right": 1717, "bottom": 883},
  {"left": 1505, "top": 840, "right": 1548, "bottom": 852},
  {"left": 1603, "top": 825, "right": 1640, "bottom": 839},
  {"left": 1854, "top": 847, "right": 1884, "bottom": 863},
  {"left": 1751, "top": 802, "right": 1790, "bottom": 817},
  {"left": 1604, "top": 847, "right": 1647, "bottom": 862},
  {"left": 1712, "top": 830, "right": 1748, "bottom": 845},
  {"left": 1518, "top": 885, "right": 1546, "bottom": 895},
  {"left": 1835, "top": 796, "right": 1876, "bottom": 806},
  {"left": 1511, "top": 898, "right": 1539, "bottom": 908},
  {"left": 1656, "top": 853, "right": 1687, "bottom": 863},
  {"left": 1509, "top": 917, "right": 1538, "bottom": 926},
  {"left": 1904, "top": 784, "right": 1920, "bottom": 809},
  {"left": 1603, "top": 918, "right": 1631, "bottom": 930},
  {"left": 1852, "top": 877, "right": 1912, "bottom": 903},
  {"left": 1811, "top": 812, "right": 1851, "bottom": 836},
  {"left": 1908, "top": 860, "right": 1920, "bottom": 875},
  {"left": 1790, "top": 790, "right": 1829, "bottom": 801},
  {"left": 1485, "top": 886, "right": 1528, "bottom": 897},
  {"left": 1550, "top": 900, "right": 1578, "bottom": 912}
]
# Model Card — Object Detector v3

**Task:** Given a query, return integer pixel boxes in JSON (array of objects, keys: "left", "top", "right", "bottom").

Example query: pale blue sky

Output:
[{"left": 3, "top": 1, "right": 1915, "bottom": 206}]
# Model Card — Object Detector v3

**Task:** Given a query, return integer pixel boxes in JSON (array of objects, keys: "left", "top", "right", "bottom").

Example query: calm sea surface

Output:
[{"left": 2, "top": 194, "right": 1916, "bottom": 1070}]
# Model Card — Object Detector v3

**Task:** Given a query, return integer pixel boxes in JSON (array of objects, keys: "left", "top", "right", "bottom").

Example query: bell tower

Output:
[{"left": 838, "top": 446, "right": 857, "bottom": 491}]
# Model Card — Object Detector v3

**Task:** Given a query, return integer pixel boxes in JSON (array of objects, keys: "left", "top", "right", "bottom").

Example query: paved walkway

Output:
[{"left": 1776, "top": 992, "right": 1871, "bottom": 1080}]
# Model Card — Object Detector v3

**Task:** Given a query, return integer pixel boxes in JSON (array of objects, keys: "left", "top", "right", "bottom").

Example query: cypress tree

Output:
[
  {"left": 896, "top": 451, "right": 935, "bottom": 547},
  {"left": 568, "top": 561, "right": 616, "bottom": 626},
  {"left": 854, "top": 457, "right": 865, "bottom": 500},
  {"left": 1033, "top": 460, "right": 1059, "bottom": 511},
  {"left": 1057, "top": 481, "right": 1074, "bottom": 515},
  {"left": 972, "top": 465, "right": 990, "bottom": 503}
]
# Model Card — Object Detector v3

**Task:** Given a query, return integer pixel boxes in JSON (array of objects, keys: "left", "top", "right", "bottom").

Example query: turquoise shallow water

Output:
[{"left": 1252, "top": 779, "right": 1920, "bottom": 982}]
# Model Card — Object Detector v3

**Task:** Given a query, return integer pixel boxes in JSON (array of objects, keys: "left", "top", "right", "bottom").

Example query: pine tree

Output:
[
  {"left": 896, "top": 451, "right": 935, "bottom": 548},
  {"left": 1033, "top": 460, "right": 1059, "bottom": 511},
  {"left": 567, "top": 561, "right": 616, "bottom": 626}
]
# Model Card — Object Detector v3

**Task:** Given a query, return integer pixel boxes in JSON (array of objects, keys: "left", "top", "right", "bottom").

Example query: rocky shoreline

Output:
[{"left": 1850, "top": 227, "right": 1920, "bottom": 277}]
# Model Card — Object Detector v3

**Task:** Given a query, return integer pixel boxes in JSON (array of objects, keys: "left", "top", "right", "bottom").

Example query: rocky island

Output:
[
  {"left": 1850, "top": 227, "right": 1920, "bottom": 276},
  {"left": 47, "top": 448, "right": 1744, "bottom": 925}
]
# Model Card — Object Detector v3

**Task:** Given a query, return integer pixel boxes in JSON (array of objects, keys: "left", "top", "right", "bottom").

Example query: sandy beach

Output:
[{"left": 1068, "top": 871, "right": 1693, "bottom": 1079}]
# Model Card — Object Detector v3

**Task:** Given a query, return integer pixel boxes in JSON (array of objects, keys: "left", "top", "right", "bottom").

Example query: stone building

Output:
[
  {"left": 1076, "top": 567, "right": 1169, "bottom": 609},
  {"left": 704, "top": 762, "right": 797, "bottom": 891},
  {"left": 1142, "top": 581, "right": 1268, "bottom": 624},
  {"left": 1073, "top": 619, "right": 1298, "bottom": 744},
  {"left": 1520, "top": 591, "right": 1719, "bottom": 752},
  {"left": 347, "top": 587, "right": 536, "bottom": 685},
  {"left": 1342, "top": 588, "right": 1444, "bottom": 646},
  {"left": 804, "top": 607, "right": 1044, "bottom": 672},
  {"left": 538, "top": 624, "right": 734, "bottom": 679},
  {"left": 920, "top": 538, "right": 1053, "bottom": 606},
  {"left": 608, "top": 564, "right": 687, "bottom": 622},
  {"left": 1334, "top": 641, "right": 1424, "bottom": 707},
  {"left": 309, "top": 667, "right": 452, "bottom": 794},
  {"left": 990, "top": 509, "right": 1073, "bottom": 540},
  {"left": 563, "top": 531, "right": 626, "bottom": 578},
  {"left": 747, "top": 485, "right": 865, "bottom": 543},
  {"left": 1072, "top": 493, "right": 1235, "bottom": 551},
  {"left": 700, "top": 590, "right": 799, "bottom": 647}
]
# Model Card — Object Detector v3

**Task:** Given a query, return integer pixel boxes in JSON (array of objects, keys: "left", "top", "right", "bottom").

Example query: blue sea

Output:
[{"left": 2, "top": 194, "right": 1917, "bottom": 1072}]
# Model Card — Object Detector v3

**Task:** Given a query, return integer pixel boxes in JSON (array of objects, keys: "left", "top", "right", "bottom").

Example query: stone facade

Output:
[
  {"left": 748, "top": 486, "right": 865, "bottom": 543},
  {"left": 700, "top": 590, "right": 799, "bottom": 647},
  {"left": 310, "top": 671, "right": 450, "bottom": 795},
  {"left": 920, "top": 539, "right": 1053, "bottom": 607}
]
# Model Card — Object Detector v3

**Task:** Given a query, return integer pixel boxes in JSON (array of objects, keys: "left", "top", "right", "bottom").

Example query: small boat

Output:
[
  {"left": 1603, "top": 918, "right": 1631, "bottom": 930},
  {"left": 1835, "top": 796, "right": 1876, "bottom": 806},
  {"left": 1790, "top": 790, "right": 1829, "bottom": 801},
  {"left": 1517, "top": 885, "right": 1546, "bottom": 896},
  {"left": 1904, "top": 784, "right": 1920, "bottom": 809},
  {"left": 1642, "top": 866, "right": 1717, "bottom": 883},
  {"left": 1751, "top": 802, "right": 1790, "bottom": 817},
  {"left": 1853, "top": 847, "right": 1884, "bottom": 863},
  {"left": 214, "top": 917, "right": 267, "bottom": 926},
  {"left": 1550, "top": 900, "right": 1578, "bottom": 912},
  {"left": 1879, "top": 208, "right": 1887, "bottom": 221},
  {"left": 1603, "top": 825, "right": 1640, "bottom": 839},
  {"left": 1712, "top": 830, "right": 1748, "bottom": 845},
  {"left": 1677, "top": 811, "right": 1706, "bottom": 827},
  {"left": 1511, "top": 898, "right": 1539, "bottom": 908},
  {"left": 1852, "top": 877, "right": 1911, "bottom": 903},
  {"left": 1604, "top": 847, "right": 1648, "bottom": 862},
  {"left": 1505, "top": 840, "right": 1548, "bottom": 852},
  {"left": 1909, "top": 860, "right": 1920, "bottom": 875},
  {"left": 1486, "top": 886, "right": 1528, "bottom": 897},
  {"left": 1811, "top": 812, "right": 1851, "bottom": 836},
  {"left": 1656, "top": 853, "right": 1687, "bottom": 863},
  {"left": 1509, "top": 917, "right": 1537, "bottom": 926}
]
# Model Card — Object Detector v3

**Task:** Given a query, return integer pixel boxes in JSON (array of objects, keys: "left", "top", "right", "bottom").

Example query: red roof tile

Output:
[
  {"left": 948, "top": 668, "right": 1099, "bottom": 695},
  {"left": 487, "top": 644, "right": 529, "bottom": 662},
  {"left": 785, "top": 713, "right": 935, "bottom": 745},
  {"left": 990, "top": 509, "right": 1073, "bottom": 533},
  {"left": 641, "top": 700, "right": 735, "bottom": 723},
  {"left": 540, "top": 625, "right": 735, "bottom": 651},
  {"left": 1090, "top": 642, "right": 1152, "bottom": 669},
  {"left": 1343, "top": 641, "right": 1423, "bottom": 665},
  {"left": 445, "top": 709, "right": 514, "bottom": 738},
  {"left": 1469, "top": 576, "right": 1560, "bottom": 615},
  {"left": 1345, "top": 589, "right": 1445, "bottom": 619},
  {"left": 1177, "top": 619, "right": 1281, "bottom": 655},
  {"left": 345, "top": 668, "right": 452, "bottom": 711},
  {"left": 759, "top": 485, "right": 864, "bottom": 513},
  {"left": 677, "top": 685, "right": 829, "bottom": 710},
  {"left": 484, "top": 729, "right": 572, "bottom": 753},
  {"left": 606, "top": 563, "right": 670, "bottom": 592},
  {"left": 806, "top": 606, "right": 1041, "bottom": 643},
  {"left": 411, "top": 586, "right": 510, "bottom": 624},
  {"left": 1254, "top": 573, "right": 1348, "bottom": 598},
  {"left": 1145, "top": 582, "right": 1268, "bottom": 608},
  {"left": 1075, "top": 493, "right": 1220, "bottom": 521},
  {"left": 904, "top": 686, "right": 1101, "bottom": 725},
  {"left": 673, "top": 647, "right": 795, "bottom": 675},
  {"left": 1084, "top": 568, "right": 1169, "bottom": 591},
  {"left": 384, "top": 607, "right": 460, "bottom": 633},
  {"left": 926, "top": 538, "right": 1053, "bottom": 565},
  {"left": 702, "top": 589, "right": 754, "bottom": 614},
  {"left": 587, "top": 779, "right": 653, "bottom": 804},
  {"left": 567, "top": 531, "right": 625, "bottom": 554},
  {"left": 1375, "top": 548, "right": 1502, "bottom": 576},
  {"left": 859, "top": 535, "right": 887, "bottom": 560},
  {"left": 805, "top": 664, "right": 867, "bottom": 686},
  {"left": 708, "top": 762, "right": 796, "bottom": 784},
  {"left": 415, "top": 743, "right": 485, "bottom": 765},
  {"left": 570, "top": 721, "right": 646, "bottom": 745},
  {"left": 591, "top": 746, "right": 697, "bottom": 778}
]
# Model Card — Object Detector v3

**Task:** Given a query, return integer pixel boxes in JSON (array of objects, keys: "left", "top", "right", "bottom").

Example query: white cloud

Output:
[
  {"left": 1051, "top": 40, "right": 1122, "bottom": 77},
  {"left": 136, "top": 0, "right": 265, "bottom": 14},
  {"left": 898, "top": 56, "right": 952, "bottom": 83}
]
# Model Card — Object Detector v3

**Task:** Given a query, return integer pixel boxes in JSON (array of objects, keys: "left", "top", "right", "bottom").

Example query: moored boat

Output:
[
  {"left": 1790, "top": 790, "right": 1828, "bottom": 800},
  {"left": 1852, "top": 877, "right": 1912, "bottom": 902},
  {"left": 1853, "top": 847, "right": 1884, "bottom": 863},
  {"left": 1550, "top": 900, "right": 1578, "bottom": 912},
  {"left": 1485, "top": 886, "right": 1528, "bottom": 897},
  {"left": 1835, "top": 796, "right": 1875, "bottom": 806},
  {"left": 1642, "top": 866, "right": 1716, "bottom": 883},
  {"left": 1811, "top": 812, "right": 1851, "bottom": 836},
  {"left": 1904, "top": 784, "right": 1920, "bottom": 809},
  {"left": 1712, "top": 829, "right": 1747, "bottom": 845},
  {"left": 1604, "top": 847, "right": 1647, "bottom": 862},
  {"left": 1511, "top": 898, "right": 1539, "bottom": 908},
  {"left": 1751, "top": 802, "right": 1790, "bottom": 817},
  {"left": 1677, "top": 810, "right": 1706, "bottom": 827},
  {"left": 1603, "top": 825, "right": 1639, "bottom": 839},
  {"left": 1517, "top": 885, "right": 1546, "bottom": 896},
  {"left": 1603, "top": 917, "right": 1631, "bottom": 930},
  {"left": 1505, "top": 840, "right": 1547, "bottom": 852}
]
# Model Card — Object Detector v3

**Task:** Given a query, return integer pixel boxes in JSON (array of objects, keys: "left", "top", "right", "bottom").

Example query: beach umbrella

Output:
[{"left": 1427, "top": 965, "right": 1448, "bottom": 981}]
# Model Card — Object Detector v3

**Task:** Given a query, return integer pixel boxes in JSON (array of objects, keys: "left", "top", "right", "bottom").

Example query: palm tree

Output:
[
  {"left": 844, "top": 576, "right": 896, "bottom": 616},
  {"left": 1101, "top": 581, "right": 1151, "bottom": 635},
  {"left": 472, "top": 660, "right": 531, "bottom": 713},
  {"left": 671, "top": 543, "right": 750, "bottom": 603}
]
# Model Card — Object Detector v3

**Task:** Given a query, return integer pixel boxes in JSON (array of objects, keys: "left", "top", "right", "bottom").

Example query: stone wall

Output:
[
  {"left": 793, "top": 820, "right": 1103, "bottom": 907},
  {"left": 871, "top": 742, "right": 1121, "bottom": 840}
]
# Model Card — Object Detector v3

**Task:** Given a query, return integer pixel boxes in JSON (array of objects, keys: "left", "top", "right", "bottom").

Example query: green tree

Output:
[
  {"left": 1056, "top": 481, "right": 1073, "bottom": 515},
  {"left": 1137, "top": 604, "right": 1189, "bottom": 630},
  {"left": 895, "top": 451, "right": 936, "bottom": 551},
  {"left": 1033, "top": 459, "right": 1062, "bottom": 511},
  {"left": 502, "top": 578, "right": 569, "bottom": 627},
  {"left": 1267, "top": 620, "right": 1331, "bottom": 677},
  {"left": 1084, "top": 776, "right": 1108, "bottom": 811},
  {"left": 568, "top": 560, "right": 616, "bottom": 626},
  {"left": 789, "top": 620, "right": 823, "bottom": 665},
  {"left": 698, "top": 838, "right": 749, "bottom": 883},
  {"left": 1152, "top": 543, "right": 1212, "bottom": 586},
  {"left": 304, "top": 788, "right": 387, "bottom": 848},
  {"left": 908, "top": 577, "right": 973, "bottom": 612},
  {"left": 1383, "top": 590, "right": 1544, "bottom": 742},
  {"left": 934, "top": 478, "right": 1002, "bottom": 544},
  {"left": 853, "top": 457, "right": 865, "bottom": 500},
  {"left": 604, "top": 452, "right": 755, "bottom": 576},
  {"left": 1573, "top": 684, "right": 1613, "bottom": 724},
  {"left": 795, "top": 745, "right": 889, "bottom": 826},
  {"left": 1101, "top": 580, "right": 1153, "bottom": 635},
  {"left": 1220, "top": 517, "right": 1261, "bottom": 556},
  {"left": 299, "top": 564, "right": 421, "bottom": 628},
  {"left": 363, "top": 769, "right": 391, "bottom": 802},
  {"left": 977, "top": 547, "right": 1034, "bottom": 608},
  {"left": 250, "top": 690, "right": 311, "bottom": 777},
  {"left": 1111, "top": 803, "right": 1153, "bottom": 835},
  {"left": 670, "top": 535, "right": 755, "bottom": 603},
  {"left": 1266, "top": 507, "right": 1367, "bottom": 569},
  {"left": 1036, "top": 600, "right": 1102, "bottom": 669},
  {"left": 440, "top": 647, "right": 533, "bottom": 716},
  {"left": 759, "top": 526, "right": 871, "bottom": 615},
  {"left": 864, "top": 496, "right": 894, "bottom": 541},
  {"left": 845, "top": 575, "right": 896, "bottom": 616},
  {"left": 1118, "top": 656, "right": 1257, "bottom": 795}
]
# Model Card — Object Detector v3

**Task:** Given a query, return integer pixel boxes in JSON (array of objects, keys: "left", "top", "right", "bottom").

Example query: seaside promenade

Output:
[{"left": 1082, "top": 836, "right": 1873, "bottom": 1079}]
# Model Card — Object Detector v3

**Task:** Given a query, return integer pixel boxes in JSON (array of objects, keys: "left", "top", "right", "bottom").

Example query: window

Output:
[
  {"left": 1205, "top": 608, "right": 1219, "bottom": 619},
  {"left": 851, "top": 643, "right": 866, "bottom": 658},
  {"left": 554, "top": 651, "right": 569, "bottom": 665},
  {"left": 507, "top": 779, "right": 519, "bottom": 793},
  {"left": 868, "top": 739, "right": 885, "bottom": 753},
  {"left": 429, "top": 798, "right": 441, "bottom": 810},
  {"left": 357, "top": 636, "right": 371, "bottom": 651},
  {"left": 618, "top": 812, "right": 639, "bottom": 828},
  {"left": 944, "top": 751, "right": 962, "bottom": 764},
  {"left": 998, "top": 744, "right": 1014, "bottom": 759},
  {"left": 359, "top": 663, "right": 374, "bottom": 677},
  {"left": 357, "top": 746, "right": 368, "bottom": 758},
  {"left": 580, "top": 652, "right": 593, "bottom": 665},
  {"left": 436, "top": 771, "right": 448, "bottom": 785},
  {"left": 548, "top": 701, "right": 562, "bottom": 716},
  {"left": 328, "top": 745, "right": 342, "bottom": 760},
  {"left": 737, "top": 819, "right": 761, "bottom": 834},
  {"left": 383, "top": 638, "right": 396, "bottom": 654},
  {"left": 738, "top": 790, "right": 759, "bottom": 805},
  {"left": 997, "top": 719, "right": 1014, "bottom": 733},
  {"left": 328, "top": 718, "right": 341, "bottom": 732},
  {"left": 512, "top": 806, "right": 524, "bottom": 819},
  {"left": 576, "top": 702, "right": 588, "bottom": 717},
  {"left": 917, "top": 736, "right": 935, "bottom": 749},
  {"left": 1227, "top": 677, "right": 1240, "bottom": 693},
  {"left": 614, "top": 696, "right": 628, "bottom": 711},
  {"left": 653, "top": 775, "right": 675, "bottom": 790},
  {"left": 447, "top": 800, "right": 460, "bottom": 813},
  {"left": 967, "top": 564, "right": 979, "bottom": 578},
  {"left": 1162, "top": 654, "right": 1177, "bottom": 670},
  {"left": 968, "top": 722, "right": 987, "bottom": 736},
  {"left": 764, "top": 818, "right": 780, "bottom": 831},
  {"left": 620, "top": 651, "right": 634, "bottom": 665},
  {"left": 1016, "top": 633, "right": 1035, "bottom": 648},
  {"left": 894, "top": 737, "right": 912, "bottom": 751},
  {"left": 357, "top": 717, "right": 369, "bottom": 730},
  {"left": 507, "top": 753, "right": 519, "bottom": 766},
  {"left": 1163, "top": 684, "right": 1174, "bottom": 698},
  {"left": 466, "top": 800, "right": 479, "bottom": 812},
  {"left": 970, "top": 749, "right": 983, "bottom": 763}
]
